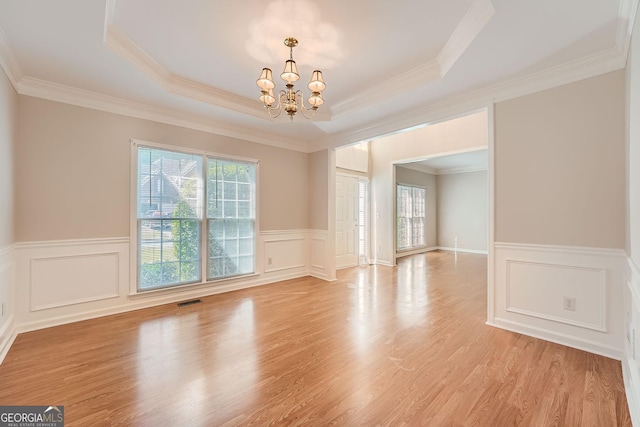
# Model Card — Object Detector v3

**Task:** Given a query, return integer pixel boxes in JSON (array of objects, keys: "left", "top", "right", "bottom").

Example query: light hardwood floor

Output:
[{"left": 0, "top": 251, "right": 631, "bottom": 426}]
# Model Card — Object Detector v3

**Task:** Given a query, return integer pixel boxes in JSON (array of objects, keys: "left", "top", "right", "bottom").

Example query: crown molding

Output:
[
  {"left": 330, "top": 61, "right": 441, "bottom": 119},
  {"left": 396, "top": 163, "right": 438, "bottom": 175},
  {"left": 330, "top": 0, "right": 494, "bottom": 120},
  {"left": 16, "top": 76, "right": 311, "bottom": 153},
  {"left": 0, "top": 23, "right": 22, "bottom": 88},
  {"left": 437, "top": 166, "right": 487, "bottom": 175},
  {"left": 617, "top": 0, "right": 639, "bottom": 62},
  {"left": 103, "top": 0, "right": 275, "bottom": 120},
  {"left": 397, "top": 162, "right": 487, "bottom": 176},
  {"left": 314, "top": 43, "right": 628, "bottom": 151},
  {"left": 104, "top": 26, "right": 270, "bottom": 120},
  {"left": 437, "top": 0, "right": 495, "bottom": 76}
]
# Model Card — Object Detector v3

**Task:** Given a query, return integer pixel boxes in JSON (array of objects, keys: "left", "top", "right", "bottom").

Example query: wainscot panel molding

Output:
[
  {"left": 12, "top": 231, "right": 333, "bottom": 336},
  {"left": 309, "top": 229, "right": 334, "bottom": 281},
  {"left": 623, "top": 256, "right": 640, "bottom": 426},
  {"left": 489, "top": 242, "right": 626, "bottom": 360},
  {"left": 0, "top": 244, "right": 16, "bottom": 365},
  {"left": 262, "top": 230, "right": 308, "bottom": 273}
]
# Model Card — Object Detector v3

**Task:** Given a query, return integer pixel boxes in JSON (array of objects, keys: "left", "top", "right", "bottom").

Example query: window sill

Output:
[{"left": 128, "top": 272, "right": 260, "bottom": 299}]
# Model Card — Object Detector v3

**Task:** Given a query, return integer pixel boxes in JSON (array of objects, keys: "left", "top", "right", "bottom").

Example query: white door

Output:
[{"left": 336, "top": 175, "right": 359, "bottom": 268}]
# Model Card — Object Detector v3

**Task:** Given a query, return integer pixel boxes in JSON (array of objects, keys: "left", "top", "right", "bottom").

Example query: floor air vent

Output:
[{"left": 177, "top": 299, "right": 202, "bottom": 307}]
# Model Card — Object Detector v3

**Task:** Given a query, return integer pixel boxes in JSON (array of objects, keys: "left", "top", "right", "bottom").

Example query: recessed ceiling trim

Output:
[
  {"left": 330, "top": 60, "right": 441, "bottom": 119},
  {"left": 330, "top": 0, "right": 495, "bottom": 120},
  {"left": 616, "top": 0, "right": 639, "bottom": 59},
  {"left": 316, "top": 45, "right": 628, "bottom": 151},
  {"left": 104, "top": 26, "right": 268, "bottom": 119},
  {"left": 16, "top": 76, "right": 311, "bottom": 153},
  {"left": 0, "top": 23, "right": 22, "bottom": 88},
  {"left": 437, "top": 0, "right": 496, "bottom": 76},
  {"left": 103, "top": 0, "right": 494, "bottom": 122},
  {"left": 0, "top": 0, "right": 634, "bottom": 154}
]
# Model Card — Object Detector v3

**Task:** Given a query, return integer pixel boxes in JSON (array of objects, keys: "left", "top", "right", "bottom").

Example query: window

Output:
[
  {"left": 206, "top": 158, "right": 256, "bottom": 280},
  {"left": 397, "top": 184, "right": 426, "bottom": 251},
  {"left": 358, "top": 179, "right": 369, "bottom": 264},
  {"left": 135, "top": 144, "right": 256, "bottom": 291}
]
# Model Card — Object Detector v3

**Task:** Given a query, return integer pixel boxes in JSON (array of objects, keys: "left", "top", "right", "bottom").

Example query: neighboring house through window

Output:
[{"left": 135, "top": 143, "right": 256, "bottom": 291}]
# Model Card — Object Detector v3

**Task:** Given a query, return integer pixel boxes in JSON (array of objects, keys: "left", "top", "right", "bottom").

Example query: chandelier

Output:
[{"left": 256, "top": 37, "right": 326, "bottom": 120}]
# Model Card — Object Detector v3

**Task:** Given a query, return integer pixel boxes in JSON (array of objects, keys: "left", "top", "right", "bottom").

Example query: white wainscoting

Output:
[
  {"left": 30, "top": 252, "right": 120, "bottom": 311},
  {"left": 14, "top": 238, "right": 130, "bottom": 333},
  {"left": 489, "top": 242, "right": 625, "bottom": 360},
  {"left": 262, "top": 230, "right": 308, "bottom": 274},
  {"left": 310, "top": 229, "right": 334, "bottom": 281},
  {"left": 0, "top": 244, "right": 16, "bottom": 365},
  {"left": 10, "top": 230, "right": 333, "bottom": 338},
  {"left": 623, "top": 257, "right": 640, "bottom": 425}
]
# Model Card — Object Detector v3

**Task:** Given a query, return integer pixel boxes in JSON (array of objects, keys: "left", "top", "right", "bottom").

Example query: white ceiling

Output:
[
  {"left": 0, "top": 0, "right": 635, "bottom": 152},
  {"left": 399, "top": 149, "right": 488, "bottom": 175}
]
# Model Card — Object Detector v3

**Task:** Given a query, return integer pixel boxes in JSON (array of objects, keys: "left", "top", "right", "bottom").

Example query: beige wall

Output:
[
  {"left": 15, "top": 97, "right": 310, "bottom": 241},
  {"left": 309, "top": 149, "right": 329, "bottom": 230},
  {"left": 0, "top": 67, "right": 17, "bottom": 349},
  {"left": 625, "top": 9, "right": 640, "bottom": 416},
  {"left": 629, "top": 24, "right": 640, "bottom": 267},
  {"left": 495, "top": 70, "right": 625, "bottom": 249},
  {"left": 436, "top": 171, "right": 487, "bottom": 251},
  {"left": 0, "top": 70, "right": 16, "bottom": 249},
  {"left": 395, "top": 166, "right": 437, "bottom": 248},
  {"left": 335, "top": 141, "right": 368, "bottom": 174}
]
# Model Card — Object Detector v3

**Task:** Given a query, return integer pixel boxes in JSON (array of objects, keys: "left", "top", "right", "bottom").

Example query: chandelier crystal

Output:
[{"left": 256, "top": 37, "right": 326, "bottom": 120}]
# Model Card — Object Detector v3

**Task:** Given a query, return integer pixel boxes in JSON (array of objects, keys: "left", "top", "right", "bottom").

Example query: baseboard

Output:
[
  {"left": 437, "top": 246, "right": 488, "bottom": 255},
  {"left": 374, "top": 260, "right": 394, "bottom": 267},
  {"left": 623, "top": 356, "right": 640, "bottom": 427},
  {"left": 309, "top": 271, "right": 336, "bottom": 282},
  {"left": 17, "top": 270, "right": 310, "bottom": 333},
  {"left": 0, "top": 314, "right": 17, "bottom": 366},
  {"left": 396, "top": 247, "right": 439, "bottom": 258},
  {"left": 488, "top": 317, "right": 622, "bottom": 360}
]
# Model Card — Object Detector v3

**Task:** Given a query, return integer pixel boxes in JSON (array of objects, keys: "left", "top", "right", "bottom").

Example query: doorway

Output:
[{"left": 336, "top": 174, "right": 359, "bottom": 268}]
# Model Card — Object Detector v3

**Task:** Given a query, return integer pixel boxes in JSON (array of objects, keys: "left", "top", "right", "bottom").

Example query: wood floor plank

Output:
[{"left": 0, "top": 251, "right": 631, "bottom": 426}]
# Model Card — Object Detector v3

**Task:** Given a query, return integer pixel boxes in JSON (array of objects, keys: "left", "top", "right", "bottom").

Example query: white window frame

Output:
[
  {"left": 396, "top": 183, "right": 426, "bottom": 252},
  {"left": 129, "top": 139, "right": 260, "bottom": 295}
]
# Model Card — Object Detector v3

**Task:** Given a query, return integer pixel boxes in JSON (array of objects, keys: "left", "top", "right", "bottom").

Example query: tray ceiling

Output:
[{"left": 0, "top": 0, "right": 634, "bottom": 151}]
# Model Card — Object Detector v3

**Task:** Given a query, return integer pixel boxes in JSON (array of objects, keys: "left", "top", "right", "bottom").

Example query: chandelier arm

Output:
[
  {"left": 300, "top": 108, "right": 317, "bottom": 119},
  {"left": 267, "top": 107, "right": 282, "bottom": 119},
  {"left": 296, "top": 91, "right": 317, "bottom": 119},
  {"left": 262, "top": 91, "right": 287, "bottom": 118}
]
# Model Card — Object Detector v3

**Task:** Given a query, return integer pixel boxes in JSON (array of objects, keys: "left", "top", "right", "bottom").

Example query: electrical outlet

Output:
[
  {"left": 563, "top": 297, "right": 576, "bottom": 311},
  {"left": 268, "top": 257, "right": 272, "bottom": 265}
]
